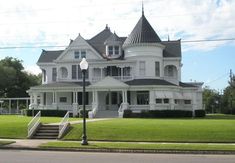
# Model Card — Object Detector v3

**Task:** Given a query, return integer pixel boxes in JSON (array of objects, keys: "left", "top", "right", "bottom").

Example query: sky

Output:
[{"left": 0, "top": 0, "right": 234, "bottom": 91}]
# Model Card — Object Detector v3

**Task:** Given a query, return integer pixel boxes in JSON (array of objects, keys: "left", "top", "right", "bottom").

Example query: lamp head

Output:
[{"left": 80, "top": 58, "right": 89, "bottom": 70}]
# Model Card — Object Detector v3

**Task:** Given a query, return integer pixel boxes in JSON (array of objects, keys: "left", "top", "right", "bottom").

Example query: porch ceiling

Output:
[{"left": 30, "top": 82, "right": 90, "bottom": 89}]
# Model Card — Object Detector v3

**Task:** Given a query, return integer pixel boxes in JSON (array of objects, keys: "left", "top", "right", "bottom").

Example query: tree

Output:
[
  {"left": 0, "top": 57, "right": 41, "bottom": 98},
  {"left": 203, "top": 87, "right": 221, "bottom": 113},
  {"left": 222, "top": 73, "right": 235, "bottom": 114}
]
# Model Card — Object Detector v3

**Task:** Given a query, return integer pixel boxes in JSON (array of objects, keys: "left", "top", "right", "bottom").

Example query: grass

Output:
[
  {"left": 0, "top": 140, "right": 15, "bottom": 146},
  {"left": 40, "top": 141, "right": 235, "bottom": 151},
  {"left": 0, "top": 115, "right": 80, "bottom": 138},
  {"left": 64, "top": 117, "right": 235, "bottom": 143}
]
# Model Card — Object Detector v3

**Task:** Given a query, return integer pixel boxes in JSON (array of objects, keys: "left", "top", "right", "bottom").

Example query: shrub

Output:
[
  {"left": 123, "top": 110, "right": 193, "bottom": 118},
  {"left": 195, "top": 109, "right": 206, "bottom": 117},
  {"left": 123, "top": 109, "right": 132, "bottom": 118},
  {"left": 79, "top": 109, "right": 90, "bottom": 118},
  {"left": 26, "top": 109, "right": 67, "bottom": 117}
]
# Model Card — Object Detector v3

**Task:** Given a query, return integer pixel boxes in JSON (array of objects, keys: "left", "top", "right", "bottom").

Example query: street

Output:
[{"left": 0, "top": 150, "right": 235, "bottom": 163}]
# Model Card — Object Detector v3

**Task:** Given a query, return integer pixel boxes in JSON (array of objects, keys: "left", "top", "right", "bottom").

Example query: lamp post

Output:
[{"left": 80, "top": 58, "right": 89, "bottom": 145}]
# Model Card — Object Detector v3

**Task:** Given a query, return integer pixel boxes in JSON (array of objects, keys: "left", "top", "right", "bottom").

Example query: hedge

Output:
[
  {"left": 25, "top": 109, "right": 68, "bottom": 117},
  {"left": 195, "top": 109, "right": 206, "bottom": 117},
  {"left": 123, "top": 109, "right": 193, "bottom": 118},
  {"left": 78, "top": 109, "right": 91, "bottom": 118}
]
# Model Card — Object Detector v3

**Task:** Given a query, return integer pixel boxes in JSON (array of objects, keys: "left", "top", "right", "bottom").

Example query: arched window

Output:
[
  {"left": 164, "top": 65, "right": 177, "bottom": 78},
  {"left": 60, "top": 67, "right": 68, "bottom": 78}
]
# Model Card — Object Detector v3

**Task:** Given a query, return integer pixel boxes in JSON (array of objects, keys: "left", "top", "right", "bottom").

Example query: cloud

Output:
[
  {"left": 0, "top": 0, "right": 234, "bottom": 52},
  {"left": 24, "top": 65, "right": 41, "bottom": 75}
]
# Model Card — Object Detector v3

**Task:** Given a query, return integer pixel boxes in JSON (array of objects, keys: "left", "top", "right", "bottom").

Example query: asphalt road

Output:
[{"left": 0, "top": 150, "right": 235, "bottom": 163}]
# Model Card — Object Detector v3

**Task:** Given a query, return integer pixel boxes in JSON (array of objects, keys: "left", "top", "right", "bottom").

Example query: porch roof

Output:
[
  {"left": 31, "top": 82, "right": 91, "bottom": 89},
  {"left": 125, "top": 79, "right": 177, "bottom": 86}
]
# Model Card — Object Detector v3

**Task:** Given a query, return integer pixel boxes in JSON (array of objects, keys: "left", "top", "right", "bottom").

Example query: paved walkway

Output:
[{"left": 49, "top": 118, "right": 112, "bottom": 125}]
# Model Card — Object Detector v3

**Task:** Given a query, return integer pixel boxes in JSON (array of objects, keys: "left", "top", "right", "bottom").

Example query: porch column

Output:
[
  {"left": 16, "top": 100, "right": 19, "bottom": 114},
  {"left": 121, "top": 67, "right": 123, "bottom": 80},
  {"left": 192, "top": 93, "right": 197, "bottom": 117},
  {"left": 100, "top": 68, "right": 103, "bottom": 79},
  {"left": 52, "top": 91, "right": 57, "bottom": 109},
  {"left": 9, "top": 99, "right": 11, "bottom": 114},
  {"left": 149, "top": 90, "right": 155, "bottom": 110},
  {"left": 72, "top": 91, "right": 78, "bottom": 117},
  {"left": 26, "top": 99, "right": 29, "bottom": 109},
  {"left": 170, "top": 98, "right": 174, "bottom": 110},
  {"left": 39, "top": 93, "right": 44, "bottom": 106},
  {"left": 121, "top": 90, "right": 128, "bottom": 111}
]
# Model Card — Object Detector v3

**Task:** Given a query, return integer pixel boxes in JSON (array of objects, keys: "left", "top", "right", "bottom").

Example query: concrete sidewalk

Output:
[{"left": 48, "top": 118, "right": 112, "bottom": 125}]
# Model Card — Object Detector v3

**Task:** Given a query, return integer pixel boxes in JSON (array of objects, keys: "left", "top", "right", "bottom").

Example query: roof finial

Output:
[{"left": 142, "top": 1, "right": 144, "bottom": 15}]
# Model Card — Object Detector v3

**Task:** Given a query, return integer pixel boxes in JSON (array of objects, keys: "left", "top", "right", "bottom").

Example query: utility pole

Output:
[{"left": 230, "top": 69, "right": 233, "bottom": 114}]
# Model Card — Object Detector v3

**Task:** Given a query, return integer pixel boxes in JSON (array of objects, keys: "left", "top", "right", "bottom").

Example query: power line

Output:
[
  {"left": 181, "top": 38, "right": 235, "bottom": 43},
  {"left": 0, "top": 37, "right": 235, "bottom": 50}
]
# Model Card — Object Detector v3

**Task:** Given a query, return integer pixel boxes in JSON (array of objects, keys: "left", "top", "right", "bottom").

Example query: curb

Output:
[{"left": 1, "top": 146, "right": 235, "bottom": 155}]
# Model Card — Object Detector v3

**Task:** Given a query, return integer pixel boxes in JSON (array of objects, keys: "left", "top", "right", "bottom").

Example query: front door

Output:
[{"left": 105, "top": 91, "right": 122, "bottom": 110}]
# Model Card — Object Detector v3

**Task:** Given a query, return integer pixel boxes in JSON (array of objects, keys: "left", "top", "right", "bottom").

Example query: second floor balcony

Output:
[{"left": 57, "top": 65, "right": 133, "bottom": 83}]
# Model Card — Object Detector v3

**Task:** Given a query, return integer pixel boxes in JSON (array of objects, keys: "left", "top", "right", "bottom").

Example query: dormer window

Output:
[{"left": 108, "top": 45, "right": 120, "bottom": 56}]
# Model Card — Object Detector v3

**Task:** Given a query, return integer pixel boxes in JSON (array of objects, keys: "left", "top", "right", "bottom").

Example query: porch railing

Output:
[
  {"left": 58, "top": 111, "right": 70, "bottom": 138},
  {"left": 27, "top": 111, "right": 41, "bottom": 138}
]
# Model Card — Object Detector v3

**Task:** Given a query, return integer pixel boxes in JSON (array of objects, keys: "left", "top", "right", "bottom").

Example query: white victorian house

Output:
[{"left": 27, "top": 12, "right": 203, "bottom": 118}]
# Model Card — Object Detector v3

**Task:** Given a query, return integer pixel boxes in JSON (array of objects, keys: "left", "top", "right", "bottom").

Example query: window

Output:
[
  {"left": 61, "top": 67, "right": 68, "bottom": 78},
  {"left": 175, "top": 99, "right": 180, "bottom": 104},
  {"left": 78, "top": 65, "right": 88, "bottom": 79},
  {"left": 60, "top": 97, "right": 67, "bottom": 103},
  {"left": 155, "top": 62, "right": 160, "bottom": 77},
  {"left": 52, "top": 68, "right": 57, "bottom": 81},
  {"left": 77, "top": 92, "right": 89, "bottom": 105},
  {"left": 108, "top": 46, "right": 119, "bottom": 56},
  {"left": 108, "top": 46, "right": 113, "bottom": 56},
  {"left": 72, "top": 65, "right": 77, "bottom": 79},
  {"left": 111, "top": 92, "right": 117, "bottom": 105},
  {"left": 114, "top": 46, "right": 119, "bottom": 55},
  {"left": 163, "top": 98, "right": 169, "bottom": 104},
  {"left": 42, "top": 69, "right": 46, "bottom": 82},
  {"left": 139, "top": 61, "right": 145, "bottom": 76},
  {"left": 123, "top": 67, "right": 131, "bottom": 76},
  {"left": 156, "top": 98, "right": 162, "bottom": 104},
  {"left": 168, "top": 66, "right": 173, "bottom": 77},
  {"left": 184, "top": 100, "right": 191, "bottom": 104},
  {"left": 74, "top": 51, "right": 80, "bottom": 59},
  {"left": 81, "top": 50, "right": 86, "bottom": 58},
  {"left": 93, "top": 68, "right": 101, "bottom": 77},
  {"left": 137, "top": 91, "right": 149, "bottom": 105}
]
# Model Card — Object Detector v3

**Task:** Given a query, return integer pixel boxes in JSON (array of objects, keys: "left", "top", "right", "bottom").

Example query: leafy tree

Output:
[
  {"left": 203, "top": 87, "right": 221, "bottom": 113},
  {"left": 222, "top": 74, "right": 235, "bottom": 114},
  {"left": 0, "top": 57, "right": 41, "bottom": 98}
]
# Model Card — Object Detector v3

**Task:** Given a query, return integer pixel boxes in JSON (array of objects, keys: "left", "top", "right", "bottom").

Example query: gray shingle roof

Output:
[
  {"left": 179, "top": 82, "right": 197, "bottom": 88},
  {"left": 37, "top": 50, "right": 63, "bottom": 63},
  {"left": 125, "top": 79, "right": 176, "bottom": 86},
  {"left": 162, "top": 40, "right": 181, "bottom": 57},
  {"left": 123, "top": 14, "right": 161, "bottom": 47}
]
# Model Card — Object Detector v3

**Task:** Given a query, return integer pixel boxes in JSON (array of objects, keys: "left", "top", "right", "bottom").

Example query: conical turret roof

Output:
[{"left": 123, "top": 14, "right": 161, "bottom": 47}]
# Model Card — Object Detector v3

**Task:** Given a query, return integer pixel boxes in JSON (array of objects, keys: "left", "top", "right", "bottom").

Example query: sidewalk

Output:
[{"left": 49, "top": 118, "right": 112, "bottom": 125}]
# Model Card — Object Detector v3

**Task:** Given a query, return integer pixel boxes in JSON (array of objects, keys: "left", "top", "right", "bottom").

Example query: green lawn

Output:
[
  {"left": 0, "top": 115, "right": 79, "bottom": 138},
  {"left": 40, "top": 141, "right": 235, "bottom": 151},
  {"left": 64, "top": 117, "right": 235, "bottom": 143}
]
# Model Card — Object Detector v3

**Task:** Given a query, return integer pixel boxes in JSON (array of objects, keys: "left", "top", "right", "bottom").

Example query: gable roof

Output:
[
  {"left": 37, "top": 50, "right": 63, "bottom": 63},
  {"left": 91, "top": 76, "right": 129, "bottom": 88},
  {"left": 162, "top": 40, "right": 181, "bottom": 57},
  {"left": 123, "top": 14, "right": 161, "bottom": 47}
]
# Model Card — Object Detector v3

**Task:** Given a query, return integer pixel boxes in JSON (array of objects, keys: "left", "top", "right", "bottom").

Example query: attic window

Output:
[
  {"left": 74, "top": 51, "right": 80, "bottom": 59},
  {"left": 81, "top": 50, "right": 86, "bottom": 58}
]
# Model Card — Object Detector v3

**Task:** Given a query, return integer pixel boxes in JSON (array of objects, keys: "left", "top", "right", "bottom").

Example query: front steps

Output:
[
  {"left": 95, "top": 110, "right": 118, "bottom": 118},
  {"left": 32, "top": 124, "right": 59, "bottom": 139}
]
